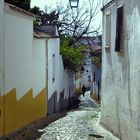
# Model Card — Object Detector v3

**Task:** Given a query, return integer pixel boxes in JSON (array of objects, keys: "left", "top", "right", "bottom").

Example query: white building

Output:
[
  {"left": 74, "top": 54, "right": 92, "bottom": 93},
  {"left": 4, "top": 3, "right": 47, "bottom": 135},
  {"left": 34, "top": 26, "right": 74, "bottom": 115},
  {"left": 101, "top": 0, "right": 140, "bottom": 139},
  {"left": 0, "top": 2, "right": 74, "bottom": 137},
  {"left": 0, "top": 0, "right": 4, "bottom": 136},
  {"left": 0, "top": 3, "right": 47, "bottom": 136}
]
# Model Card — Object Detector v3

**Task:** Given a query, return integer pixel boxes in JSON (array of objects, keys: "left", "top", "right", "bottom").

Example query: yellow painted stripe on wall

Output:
[
  {"left": 2, "top": 88, "right": 47, "bottom": 135},
  {"left": 0, "top": 96, "right": 4, "bottom": 136}
]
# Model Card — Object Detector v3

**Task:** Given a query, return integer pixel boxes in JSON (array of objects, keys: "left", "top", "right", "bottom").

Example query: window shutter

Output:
[
  {"left": 115, "top": 6, "right": 123, "bottom": 51},
  {"left": 105, "top": 12, "right": 111, "bottom": 48}
]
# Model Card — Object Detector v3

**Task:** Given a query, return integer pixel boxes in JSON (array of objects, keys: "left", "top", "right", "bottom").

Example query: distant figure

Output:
[{"left": 82, "top": 85, "right": 86, "bottom": 97}]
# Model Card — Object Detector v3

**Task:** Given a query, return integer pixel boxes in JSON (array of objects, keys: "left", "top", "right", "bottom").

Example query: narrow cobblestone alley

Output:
[{"left": 38, "top": 92, "right": 119, "bottom": 140}]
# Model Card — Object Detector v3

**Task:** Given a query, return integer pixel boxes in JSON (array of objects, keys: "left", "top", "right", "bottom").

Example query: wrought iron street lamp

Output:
[{"left": 69, "top": 0, "right": 79, "bottom": 8}]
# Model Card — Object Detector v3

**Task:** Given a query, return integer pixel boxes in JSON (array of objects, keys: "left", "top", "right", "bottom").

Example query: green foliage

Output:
[
  {"left": 5, "top": 0, "right": 31, "bottom": 10},
  {"left": 33, "top": 20, "right": 39, "bottom": 26},
  {"left": 91, "top": 57, "right": 101, "bottom": 65},
  {"left": 74, "top": 88, "right": 82, "bottom": 95},
  {"left": 60, "top": 36, "right": 84, "bottom": 74},
  {"left": 30, "top": 6, "right": 59, "bottom": 26},
  {"left": 30, "top": 6, "right": 41, "bottom": 26},
  {"left": 30, "top": 6, "right": 41, "bottom": 15}
]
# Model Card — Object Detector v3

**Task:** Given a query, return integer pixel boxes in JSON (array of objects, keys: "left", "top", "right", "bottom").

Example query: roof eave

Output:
[{"left": 5, "top": 2, "right": 37, "bottom": 19}]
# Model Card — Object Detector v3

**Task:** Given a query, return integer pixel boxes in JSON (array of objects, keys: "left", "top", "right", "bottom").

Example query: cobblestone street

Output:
[{"left": 38, "top": 92, "right": 119, "bottom": 140}]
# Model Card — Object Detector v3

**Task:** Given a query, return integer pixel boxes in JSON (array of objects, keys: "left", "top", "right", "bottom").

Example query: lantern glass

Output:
[{"left": 69, "top": 0, "right": 79, "bottom": 8}]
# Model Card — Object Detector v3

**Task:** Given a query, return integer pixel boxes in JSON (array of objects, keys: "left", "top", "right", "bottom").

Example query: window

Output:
[
  {"left": 93, "top": 72, "right": 95, "bottom": 82},
  {"left": 115, "top": 6, "right": 123, "bottom": 52},
  {"left": 105, "top": 12, "right": 111, "bottom": 48},
  {"left": 52, "top": 54, "right": 55, "bottom": 82}
]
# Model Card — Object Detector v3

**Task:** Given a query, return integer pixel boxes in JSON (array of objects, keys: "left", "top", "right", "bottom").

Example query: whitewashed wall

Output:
[
  {"left": 75, "top": 58, "right": 92, "bottom": 90},
  {"left": 3, "top": 5, "right": 47, "bottom": 135},
  {"left": 4, "top": 6, "right": 34, "bottom": 100},
  {"left": 47, "top": 38, "right": 61, "bottom": 99},
  {"left": 0, "top": 0, "right": 4, "bottom": 97},
  {"left": 5, "top": 6, "right": 46, "bottom": 99},
  {"left": 101, "top": 0, "right": 140, "bottom": 139},
  {"left": 0, "top": 0, "right": 4, "bottom": 136},
  {"left": 32, "top": 39, "right": 46, "bottom": 97},
  {"left": 103, "top": 0, "right": 112, "bottom": 6},
  {"left": 82, "top": 58, "right": 92, "bottom": 88},
  {"left": 47, "top": 38, "right": 74, "bottom": 115},
  {"left": 75, "top": 78, "right": 81, "bottom": 89},
  {"left": 91, "top": 63, "right": 101, "bottom": 96},
  {"left": 63, "top": 69, "right": 73, "bottom": 99}
]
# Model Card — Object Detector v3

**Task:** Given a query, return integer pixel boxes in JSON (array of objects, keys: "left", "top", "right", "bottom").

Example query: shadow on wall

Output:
[
  {"left": 47, "top": 90, "right": 57, "bottom": 116},
  {"left": 47, "top": 89, "right": 72, "bottom": 116},
  {"left": 128, "top": 0, "right": 140, "bottom": 15},
  {"left": 59, "top": 89, "right": 64, "bottom": 112}
]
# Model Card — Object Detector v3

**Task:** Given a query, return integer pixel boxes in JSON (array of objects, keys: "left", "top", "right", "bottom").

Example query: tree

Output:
[
  {"left": 60, "top": 36, "right": 84, "bottom": 74},
  {"left": 31, "top": 0, "right": 101, "bottom": 46},
  {"left": 30, "top": 6, "right": 59, "bottom": 26},
  {"left": 56, "top": 0, "right": 101, "bottom": 46},
  {"left": 30, "top": 6, "right": 41, "bottom": 15},
  {"left": 5, "top": 0, "right": 31, "bottom": 10},
  {"left": 30, "top": 1, "right": 101, "bottom": 73},
  {"left": 40, "top": 10, "right": 59, "bottom": 25}
]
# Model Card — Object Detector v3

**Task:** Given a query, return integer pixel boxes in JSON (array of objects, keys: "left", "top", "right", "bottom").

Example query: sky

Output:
[
  {"left": 31, "top": 0, "right": 68, "bottom": 10},
  {"left": 31, "top": 0, "right": 102, "bottom": 33}
]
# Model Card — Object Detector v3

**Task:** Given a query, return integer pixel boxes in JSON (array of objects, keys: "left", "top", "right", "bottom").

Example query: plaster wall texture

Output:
[
  {"left": 82, "top": 58, "right": 92, "bottom": 88},
  {"left": 4, "top": 7, "right": 34, "bottom": 100},
  {"left": 101, "top": 0, "right": 140, "bottom": 139},
  {"left": 0, "top": 1, "right": 4, "bottom": 94},
  {"left": 75, "top": 58, "right": 92, "bottom": 90},
  {"left": 63, "top": 69, "right": 73, "bottom": 99},
  {"left": 0, "top": 1, "right": 4, "bottom": 96},
  {"left": 91, "top": 63, "right": 101, "bottom": 96},
  {"left": 103, "top": 0, "right": 112, "bottom": 6},
  {"left": 32, "top": 39, "right": 46, "bottom": 97},
  {"left": 47, "top": 38, "right": 60, "bottom": 99},
  {"left": 1, "top": 5, "right": 47, "bottom": 135},
  {"left": 0, "top": 0, "right": 4, "bottom": 136},
  {"left": 74, "top": 78, "right": 82, "bottom": 92},
  {"left": 47, "top": 38, "right": 74, "bottom": 115}
]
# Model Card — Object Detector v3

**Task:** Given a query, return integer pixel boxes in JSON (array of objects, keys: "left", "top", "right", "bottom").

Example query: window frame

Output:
[
  {"left": 105, "top": 11, "right": 111, "bottom": 49},
  {"left": 52, "top": 53, "right": 55, "bottom": 82}
]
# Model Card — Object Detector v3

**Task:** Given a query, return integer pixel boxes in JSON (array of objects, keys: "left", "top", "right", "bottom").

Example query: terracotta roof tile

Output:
[
  {"left": 34, "top": 30, "right": 51, "bottom": 38},
  {"left": 34, "top": 30, "right": 59, "bottom": 39}
]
